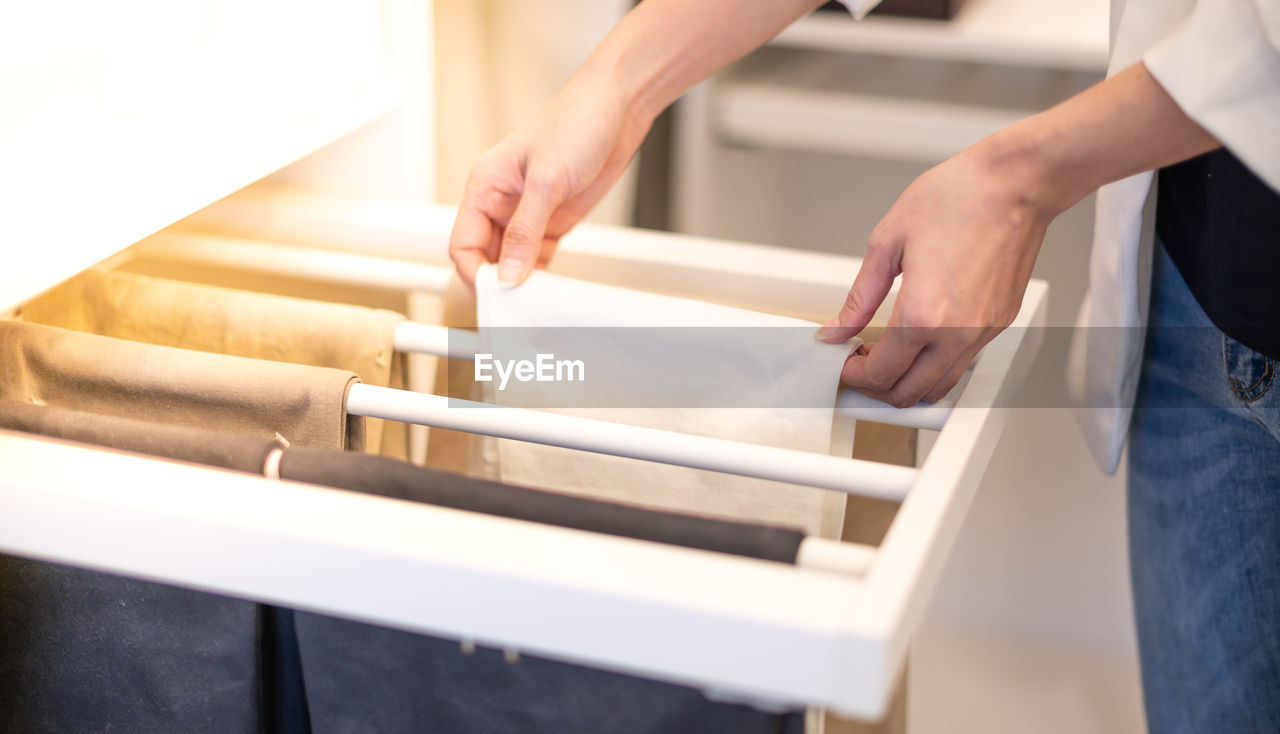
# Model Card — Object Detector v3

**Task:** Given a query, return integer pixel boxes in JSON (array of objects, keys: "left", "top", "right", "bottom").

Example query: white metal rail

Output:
[
  {"left": 392, "top": 322, "right": 953, "bottom": 431},
  {"left": 136, "top": 231, "right": 455, "bottom": 294},
  {"left": 346, "top": 384, "right": 916, "bottom": 501}
]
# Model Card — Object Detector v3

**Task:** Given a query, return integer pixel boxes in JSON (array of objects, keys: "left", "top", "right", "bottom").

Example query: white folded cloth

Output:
[{"left": 475, "top": 265, "right": 857, "bottom": 538}]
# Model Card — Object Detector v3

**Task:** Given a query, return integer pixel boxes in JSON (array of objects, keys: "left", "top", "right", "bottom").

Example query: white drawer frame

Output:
[{"left": 0, "top": 186, "right": 1045, "bottom": 719}]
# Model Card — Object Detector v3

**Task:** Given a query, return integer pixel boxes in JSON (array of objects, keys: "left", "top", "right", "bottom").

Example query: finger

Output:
[
  {"left": 879, "top": 336, "right": 970, "bottom": 408},
  {"left": 498, "top": 169, "right": 564, "bottom": 287},
  {"left": 485, "top": 224, "right": 503, "bottom": 265},
  {"left": 922, "top": 332, "right": 989, "bottom": 403},
  {"left": 536, "top": 237, "right": 560, "bottom": 267},
  {"left": 840, "top": 324, "right": 926, "bottom": 395},
  {"left": 447, "top": 203, "right": 496, "bottom": 288},
  {"left": 818, "top": 235, "right": 901, "bottom": 344}
]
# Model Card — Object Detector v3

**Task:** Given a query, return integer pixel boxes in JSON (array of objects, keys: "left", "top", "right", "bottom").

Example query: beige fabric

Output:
[
  {"left": 18, "top": 270, "right": 403, "bottom": 454},
  {"left": 425, "top": 274, "right": 485, "bottom": 475},
  {"left": 475, "top": 265, "right": 856, "bottom": 539},
  {"left": 117, "top": 257, "right": 412, "bottom": 459},
  {"left": 0, "top": 321, "right": 363, "bottom": 451}
]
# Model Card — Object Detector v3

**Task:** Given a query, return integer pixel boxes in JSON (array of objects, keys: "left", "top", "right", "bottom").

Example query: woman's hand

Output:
[
  {"left": 448, "top": 74, "right": 651, "bottom": 288},
  {"left": 818, "top": 141, "right": 1055, "bottom": 407},
  {"left": 447, "top": 0, "right": 836, "bottom": 289},
  {"left": 819, "top": 62, "right": 1218, "bottom": 408}
]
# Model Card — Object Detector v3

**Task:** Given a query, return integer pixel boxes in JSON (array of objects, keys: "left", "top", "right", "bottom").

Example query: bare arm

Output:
[{"left": 597, "top": 0, "right": 832, "bottom": 124}]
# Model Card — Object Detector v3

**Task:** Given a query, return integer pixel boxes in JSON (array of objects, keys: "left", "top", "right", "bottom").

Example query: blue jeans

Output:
[{"left": 1128, "top": 244, "right": 1280, "bottom": 733}]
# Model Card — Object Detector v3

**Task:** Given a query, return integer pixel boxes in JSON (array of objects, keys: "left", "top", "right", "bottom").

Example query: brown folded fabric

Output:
[
  {"left": 0, "top": 321, "right": 362, "bottom": 450},
  {"left": 0, "top": 400, "right": 307, "bottom": 732},
  {"left": 17, "top": 269, "right": 404, "bottom": 454},
  {"left": 0, "top": 400, "right": 284, "bottom": 473},
  {"left": 0, "top": 400, "right": 806, "bottom": 564},
  {"left": 116, "top": 258, "right": 417, "bottom": 459}
]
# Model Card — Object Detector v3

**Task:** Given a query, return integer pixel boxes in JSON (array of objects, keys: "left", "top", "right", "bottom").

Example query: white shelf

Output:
[
  {"left": 775, "top": 0, "right": 1109, "bottom": 72},
  {"left": 716, "top": 82, "right": 1029, "bottom": 164},
  {"left": 712, "top": 49, "right": 1095, "bottom": 163}
]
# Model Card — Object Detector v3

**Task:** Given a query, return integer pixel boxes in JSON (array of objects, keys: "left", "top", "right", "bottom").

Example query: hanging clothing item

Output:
[
  {"left": 0, "top": 321, "right": 363, "bottom": 451},
  {"left": 0, "top": 401, "right": 806, "bottom": 564},
  {"left": 291, "top": 615, "right": 804, "bottom": 734},
  {"left": 117, "top": 254, "right": 418, "bottom": 460},
  {"left": 474, "top": 265, "right": 857, "bottom": 539},
  {"left": 0, "top": 398, "right": 285, "bottom": 472},
  {"left": 0, "top": 402, "right": 805, "bottom": 734},
  {"left": 0, "top": 555, "right": 266, "bottom": 734},
  {"left": 280, "top": 445, "right": 805, "bottom": 563},
  {"left": 16, "top": 269, "right": 403, "bottom": 454},
  {"left": 0, "top": 410, "right": 288, "bottom": 734}
]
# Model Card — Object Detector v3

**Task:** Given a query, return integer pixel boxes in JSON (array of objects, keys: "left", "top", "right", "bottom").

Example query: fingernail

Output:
[
  {"left": 498, "top": 258, "right": 525, "bottom": 287},
  {"left": 815, "top": 324, "right": 841, "bottom": 342}
]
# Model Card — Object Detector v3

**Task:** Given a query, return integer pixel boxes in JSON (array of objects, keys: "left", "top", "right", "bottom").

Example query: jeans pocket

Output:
[
  {"left": 1224, "top": 335, "right": 1275, "bottom": 403},
  {"left": 1224, "top": 335, "right": 1280, "bottom": 443}
]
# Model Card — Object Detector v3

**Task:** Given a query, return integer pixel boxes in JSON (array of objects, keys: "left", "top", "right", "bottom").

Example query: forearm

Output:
[
  {"left": 576, "top": 0, "right": 827, "bottom": 126},
  {"left": 981, "top": 62, "right": 1221, "bottom": 217}
]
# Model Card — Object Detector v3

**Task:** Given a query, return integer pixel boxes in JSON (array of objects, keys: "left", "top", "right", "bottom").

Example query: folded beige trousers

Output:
[
  {"left": 117, "top": 258, "right": 417, "bottom": 458},
  {"left": 0, "top": 321, "right": 363, "bottom": 451},
  {"left": 17, "top": 270, "right": 403, "bottom": 453}
]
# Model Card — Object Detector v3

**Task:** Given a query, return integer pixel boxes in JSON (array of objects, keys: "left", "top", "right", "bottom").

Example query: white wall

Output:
[
  {"left": 431, "top": 0, "right": 637, "bottom": 224},
  {"left": 273, "top": 0, "right": 436, "bottom": 202}
]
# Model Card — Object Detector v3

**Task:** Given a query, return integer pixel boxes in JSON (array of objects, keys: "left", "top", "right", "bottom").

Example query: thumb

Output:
[
  {"left": 817, "top": 238, "right": 900, "bottom": 343},
  {"left": 497, "top": 169, "right": 563, "bottom": 287}
]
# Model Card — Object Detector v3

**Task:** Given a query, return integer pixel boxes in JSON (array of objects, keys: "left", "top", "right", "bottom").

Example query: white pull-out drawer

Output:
[{"left": 0, "top": 184, "right": 1046, "bottom": 719}]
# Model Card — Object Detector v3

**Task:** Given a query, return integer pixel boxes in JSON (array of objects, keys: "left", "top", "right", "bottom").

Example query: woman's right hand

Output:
[
  {"left": 447, "top": 0, "right": 839, "bottom": 288},
  {"left": 448, "top": 72, "right": 652, "bottom": 289}
]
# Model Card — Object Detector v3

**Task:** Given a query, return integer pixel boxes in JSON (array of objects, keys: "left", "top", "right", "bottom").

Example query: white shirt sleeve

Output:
[
  {"left": 833, "top": 0, "right": 886, "bottom": 20},
  {"left": 1143, "top": 0, "right": 1280, "bottom": 191}
]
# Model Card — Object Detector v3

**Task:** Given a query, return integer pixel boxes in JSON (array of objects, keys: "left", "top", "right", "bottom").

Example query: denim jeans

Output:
[{"left": 1128, "top": 244, "right": 1280, "bottom": 733}]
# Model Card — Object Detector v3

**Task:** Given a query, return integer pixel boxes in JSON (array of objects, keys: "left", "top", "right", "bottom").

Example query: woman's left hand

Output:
[{"left": 817, "top": 137, "right": 1056, "bottom": 407}]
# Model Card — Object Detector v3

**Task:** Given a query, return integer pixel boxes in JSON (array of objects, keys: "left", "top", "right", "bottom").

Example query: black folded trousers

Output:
[
  {"left": 0, "top": 556, "right": 264, "bottom": 734},
  {"left": 293, "top": 616, "right": 803, "bottom": 734},
  {"left": 0, "top": 402, "right": 804, "bottom": 733}
]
